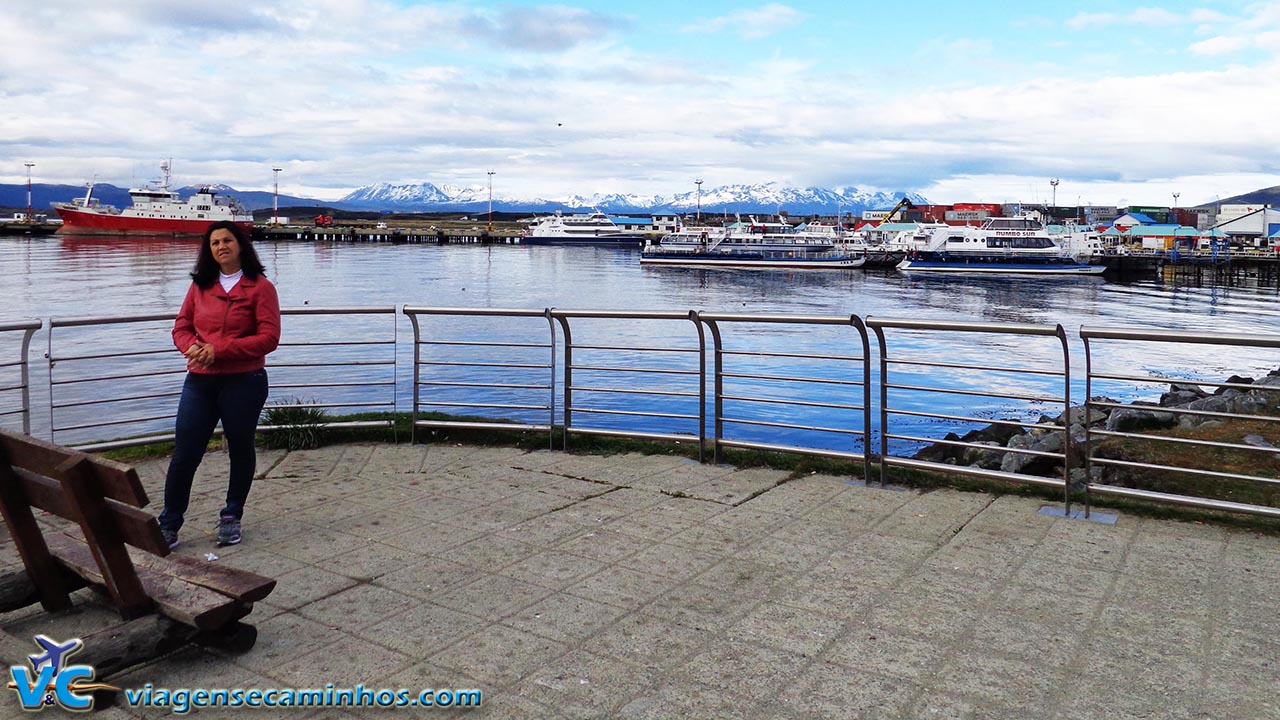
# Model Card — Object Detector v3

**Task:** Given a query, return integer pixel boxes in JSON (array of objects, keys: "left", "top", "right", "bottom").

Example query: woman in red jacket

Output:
[{"left": 158, "top": 221, "right": 280, "bottom": 549}]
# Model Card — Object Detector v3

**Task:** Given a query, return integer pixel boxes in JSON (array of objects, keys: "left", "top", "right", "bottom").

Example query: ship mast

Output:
[{"left": 160, "top": 159, "right": 172, "bottom": 191}]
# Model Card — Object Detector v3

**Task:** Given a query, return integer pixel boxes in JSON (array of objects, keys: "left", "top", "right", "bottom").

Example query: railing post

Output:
[
  {"left": 405, "top": 308, "right": 422, "bottom": 444},
  {"left": 1081, "top": 333, "right": 1094, "bottom": 518},
  {"left": 689, "top": 311, "right": 706, "bottom": 463},
  {"left": 544, "top": 308, "right": 556, "bottom": 451},
  {"left": 1055, "top": 324, "right": 1072, "bottom": 516},
  {"left": 849, "top": 314, "right": 872, "bottom": 483},
  {"left": 554, "top": 314, "right": 573, "bottom": 451},
  {"left": 702, "top": 318, "right": 724, "bottom": 464},
  {"left": 870, "top": 320, "right": 889, "bottom": 486}
]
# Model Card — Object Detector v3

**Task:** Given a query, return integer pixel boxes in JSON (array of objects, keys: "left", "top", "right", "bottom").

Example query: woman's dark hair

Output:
[{"left": 190, "top": 221, "right": 267, "bottom": 287}]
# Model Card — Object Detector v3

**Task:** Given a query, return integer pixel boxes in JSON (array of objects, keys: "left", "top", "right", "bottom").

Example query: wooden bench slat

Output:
[
  {"left": 59, "top": 526, "right": 277, "bottom": 603},
  {"left": 129, "top": 549, "right": 277, "bottom": 603},
  {"left": 14, "top": 467, "right": 170, "bottom": 556},
  {"left": 44, "top": 533, "right": 243, "bottom": 632},
  {"left": 0, "top": 429, "right": 148, "bottom": 507}
]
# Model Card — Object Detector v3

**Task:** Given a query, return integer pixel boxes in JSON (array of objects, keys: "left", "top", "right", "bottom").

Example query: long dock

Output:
[
  {"left": 1101, "top": 250, "right": 1280, "bottom": 283},
  {"left": 254, "top": 225, "right": 524, "bottom": 244}
]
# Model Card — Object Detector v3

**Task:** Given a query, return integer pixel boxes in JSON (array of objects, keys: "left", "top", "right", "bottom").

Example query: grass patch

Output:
[
  {"left": 261, "top": 403, "right": 331, "bottom": 450},
  {"left": 1093, "top": 419, "right": 1280, "bottom": 508}
]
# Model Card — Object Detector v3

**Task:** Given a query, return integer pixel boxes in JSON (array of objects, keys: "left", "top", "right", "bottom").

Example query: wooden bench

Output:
[{"left": 0, "top": 427, "right": 275, "bottom": 687}]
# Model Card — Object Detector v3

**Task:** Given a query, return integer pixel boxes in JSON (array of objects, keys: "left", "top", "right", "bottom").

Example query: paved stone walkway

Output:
[{"left": 2, "top": 442, "right": 1277, "bottom": 719}]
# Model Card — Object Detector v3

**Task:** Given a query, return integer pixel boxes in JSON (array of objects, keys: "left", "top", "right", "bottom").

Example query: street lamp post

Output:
[
  {"left": 1050, "top": 178, "right": 1059, "bottom": 209},
  {"left": 487, "top": 170, "right": 495, "bottom": 231},
  {"left": 695, "top": 179, "right": 703, "bottom": 223},
  {"left": 272, "top": 167, "right": 282, "bottom": 225},
  {"left": 24, "top": 162, "right": 34, "bottom": 223},
  {"left": 1172, "top": 192, "right": 1180, "bottom": 208}
]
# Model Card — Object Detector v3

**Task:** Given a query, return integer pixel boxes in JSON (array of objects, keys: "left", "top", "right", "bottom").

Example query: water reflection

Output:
[{"left": 2, "top": 238, "right": 1278, "bottom": 450}]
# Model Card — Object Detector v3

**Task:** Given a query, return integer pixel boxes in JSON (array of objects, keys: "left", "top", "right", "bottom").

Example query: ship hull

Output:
[
  {"left": 641, "top": 251, "right": 866, "bottom": 269},
  {"left": 897, "top": 256, "right": 1106, "bottom": 275},
  {"left": 54, "top": 207, "right": 252, "bottom": 237},
  {"left": 521, "top": 234, "right": 646, "bottom": 246}
]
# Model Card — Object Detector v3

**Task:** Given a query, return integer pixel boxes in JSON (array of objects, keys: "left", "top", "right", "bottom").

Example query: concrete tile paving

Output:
[{"left": 1, "top": 441, "right": 1277, "bottom": 719}]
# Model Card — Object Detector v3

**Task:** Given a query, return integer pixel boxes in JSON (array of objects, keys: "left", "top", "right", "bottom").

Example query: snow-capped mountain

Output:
[{"left": 336, "top": 181, "right": 928, "bottom": 215}]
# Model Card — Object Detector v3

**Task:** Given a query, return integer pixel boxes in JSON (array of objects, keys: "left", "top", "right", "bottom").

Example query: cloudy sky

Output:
[{"left": 2, "top": 1, "right": 1278, "bottom": 206}]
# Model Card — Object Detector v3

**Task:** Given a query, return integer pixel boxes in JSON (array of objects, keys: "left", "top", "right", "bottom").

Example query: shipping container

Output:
[{"left": 953, "top": 203, "right": 1001, "bottom": 214}]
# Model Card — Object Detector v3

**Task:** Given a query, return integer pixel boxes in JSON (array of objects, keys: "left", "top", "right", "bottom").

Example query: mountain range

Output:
[
  {"left": 3, "top": 180, "right": 1275, "bottom": 217},
  {"left": 0, "top": 180, "right": 928, "bottom": 216},
  {"left": 338, "top": 181, "right": 929, "bottom": 215}
]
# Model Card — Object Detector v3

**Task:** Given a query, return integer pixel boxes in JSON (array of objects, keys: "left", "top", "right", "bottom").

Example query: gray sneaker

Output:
[
  {"left": 215, "top": 515, "right": 242, "bottom": 546},
  {"left": 161, "top": 527, "right": 179, "bottom": 550}
]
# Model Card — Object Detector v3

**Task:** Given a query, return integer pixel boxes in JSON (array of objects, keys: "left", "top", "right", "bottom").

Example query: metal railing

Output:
[
  {"left": 869, "top": 317, "right": 1074, "bottom": 507},
  {"left": 553, "top": 310, "right": 705, "bottom": 457},
  {"left": 46, "top": 307, "right": 397, "bottom": 451},
  {"left": 1081, "top": 326, "right": 1280, "bottom": 519},
  {"left": 403, "top": 307, "right": 557, "bottom": 445},
  {"left": 700, "top": 313, "right": 871, "bottom": 478},
  {"left": 12, "top": 304, "right": 1280, "bottom": 521},
  {"left": 0, "top": 319, "right": 41, "bottom": 434}
]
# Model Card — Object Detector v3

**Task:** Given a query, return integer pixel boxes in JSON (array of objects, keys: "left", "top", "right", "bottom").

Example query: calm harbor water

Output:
[{"left": 2, "top": 236, "right": 1278, "bottom": 449}]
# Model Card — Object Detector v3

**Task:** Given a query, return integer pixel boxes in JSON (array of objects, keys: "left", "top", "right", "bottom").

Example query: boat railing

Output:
[
  {"left": 0, "top": 319, "right": 41, "bottom": 434},
  {"left": 6, "top": 307, "right": 1280, "bottom": 519}
]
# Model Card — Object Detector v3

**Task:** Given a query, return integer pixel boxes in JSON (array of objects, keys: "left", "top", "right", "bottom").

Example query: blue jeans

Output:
[{"left": 158, "top": 370, "right": 269, "bottom": 532}]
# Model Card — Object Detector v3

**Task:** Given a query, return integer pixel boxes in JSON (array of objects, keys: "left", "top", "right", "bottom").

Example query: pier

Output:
[
  {"left": 254, "top": 224, "right": 524, "bottom": 244},
  {"left": 1100, "top": 249, "right": 1280, "bottom": 284}
]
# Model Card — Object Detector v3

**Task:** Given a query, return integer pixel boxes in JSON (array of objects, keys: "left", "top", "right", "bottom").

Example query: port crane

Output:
[{"left": 880, "top": 197, "right": 915, "bottom": 223}]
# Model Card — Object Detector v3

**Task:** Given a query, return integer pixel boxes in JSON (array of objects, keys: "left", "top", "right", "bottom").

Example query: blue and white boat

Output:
[
  {"left": 896, "top": 216, "right": 1106, "bottom": 275},
  {"left": 520, "top": 209, "right": 646, "bottom": 246}
]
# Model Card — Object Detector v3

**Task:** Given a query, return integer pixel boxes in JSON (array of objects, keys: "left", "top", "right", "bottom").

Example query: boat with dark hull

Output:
[{"left": 641, "top": 225, "right": 865, "bottom": 269}]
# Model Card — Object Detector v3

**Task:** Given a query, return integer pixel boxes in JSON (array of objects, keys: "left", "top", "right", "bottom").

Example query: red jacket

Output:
[{"left": 172, "top": 276, "right": 281, "bottom": 374}]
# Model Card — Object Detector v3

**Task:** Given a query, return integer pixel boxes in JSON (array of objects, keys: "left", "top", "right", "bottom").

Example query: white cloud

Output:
[
  {"left": 2, "top": 0, "right": 1279, "bottom": 209},
  {"left": 461, "top": 5, "right": 630, "bottom": 52},
  {"left": 686, "top": 3, "right": 805, "bottom": 40},
  {"left": 1066, "top": 7, "right": 1182, "bottom": 29}
]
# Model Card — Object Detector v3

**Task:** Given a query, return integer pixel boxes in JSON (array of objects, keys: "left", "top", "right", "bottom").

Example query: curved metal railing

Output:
[
  {"left": 1082, "top": 326, "right": 1280, "bottom": 519},
  {"left": 0, "top": 319, "right": 41, "bottom": 434}
]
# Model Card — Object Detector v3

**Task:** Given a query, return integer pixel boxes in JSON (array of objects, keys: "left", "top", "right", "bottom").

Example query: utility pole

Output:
[
  {"left": 272, "top": 167, "right": 282, "bottom": 225},
  {"left": 24, "top": 161, "right": 34, "bottom": 222},
  {"left": 487, "top": 170, "right": 495, "bottom": 231},
  {"left": 695, "top": 179, "right": 703, "bottom": 223}
]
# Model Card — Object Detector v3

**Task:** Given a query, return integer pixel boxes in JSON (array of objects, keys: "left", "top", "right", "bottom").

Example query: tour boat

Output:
[
  {"left": 520, "top": 209, "right": 646, "bottom": 245},
  {"left": 641, "top": 223, "right": 866, "bottom": 269},
  {"left": 897, "top": 216, "right": 1107, "bottom": 275}
]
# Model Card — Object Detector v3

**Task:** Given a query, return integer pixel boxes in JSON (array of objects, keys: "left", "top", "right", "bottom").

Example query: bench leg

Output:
[{"left": 0, "top": 454, "right": 72, "bottom": 612}]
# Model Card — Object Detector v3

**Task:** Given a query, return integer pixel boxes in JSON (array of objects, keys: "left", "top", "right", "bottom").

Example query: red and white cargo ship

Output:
[{"left": 52, "top": 162, "right": 254, "bottom": 236}]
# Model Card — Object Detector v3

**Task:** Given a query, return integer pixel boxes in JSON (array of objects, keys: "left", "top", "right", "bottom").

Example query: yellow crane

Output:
[{"left": 880, "top": 197, "right": 915, "bottom": 223}]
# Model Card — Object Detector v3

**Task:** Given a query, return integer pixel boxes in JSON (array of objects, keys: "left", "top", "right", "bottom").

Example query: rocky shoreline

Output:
[{"left": 911, "top": 368, "right": 1280, "bottom": 486}]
